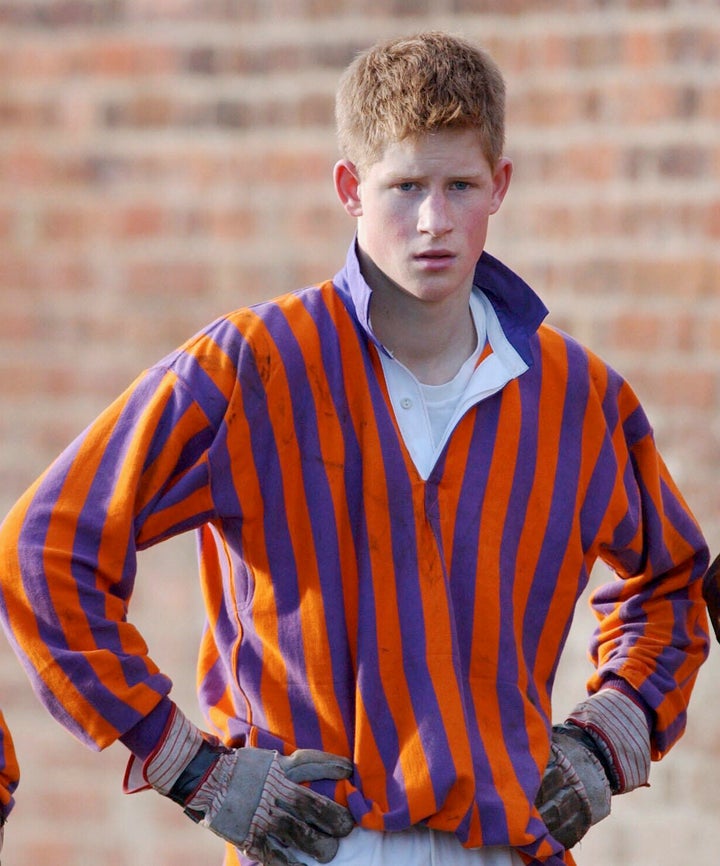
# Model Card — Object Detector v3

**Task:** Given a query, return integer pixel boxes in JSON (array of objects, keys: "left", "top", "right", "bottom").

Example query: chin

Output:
[{"left": 410, "top": 285, "right": 461, "bottom": 304}]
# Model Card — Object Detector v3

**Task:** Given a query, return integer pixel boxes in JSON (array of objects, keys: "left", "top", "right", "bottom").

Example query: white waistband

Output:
[{"left": 292, "top": 826, "right": 524, "bottom": 866}]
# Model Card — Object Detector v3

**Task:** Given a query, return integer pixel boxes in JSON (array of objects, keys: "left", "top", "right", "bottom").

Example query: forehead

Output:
[{"left": 366, "top": 128, "right": 491, "bottom": 178}]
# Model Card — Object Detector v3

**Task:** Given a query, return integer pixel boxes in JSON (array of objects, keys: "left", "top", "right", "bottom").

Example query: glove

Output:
[
  {"left": 124, "top": 706, "right": 355, "bottom": 866},
  {"left": 535, "top": 723, "right": 611, "bottom": 850},
  {"left": 536, "top": 688, "right": 651, "bottom": 849}
]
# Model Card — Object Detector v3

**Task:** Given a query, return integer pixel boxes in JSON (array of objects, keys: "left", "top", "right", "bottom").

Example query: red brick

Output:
[
  {"left": 1, "top": 8, "right": 719, "bottom": 866},
  {"left": 623, "top": 29, "right": 665, "bottom": 66}
]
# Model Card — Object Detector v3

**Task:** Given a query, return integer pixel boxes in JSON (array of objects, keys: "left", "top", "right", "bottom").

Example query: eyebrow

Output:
[{"left": 384, "top": 166, "right": 486, "bottom": 180}]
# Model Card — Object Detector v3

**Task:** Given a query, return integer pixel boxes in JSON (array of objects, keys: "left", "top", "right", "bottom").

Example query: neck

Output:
[{"left": 364, "top": 261, "right": 477, "bottom": 386}]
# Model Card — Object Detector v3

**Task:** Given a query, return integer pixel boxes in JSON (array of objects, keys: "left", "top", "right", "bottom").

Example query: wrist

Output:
[
  {"left": 167, "top": 738, "right": 230, "bottom": 821},
  {"left": 119, "top": 698, "right": 174, "bottom": 760},
  {"left": 558, "top": 722, "right": 617, "bottom": 791},
  {"left": 124, "top": 705, "right": 205, "bottom": 796},
  {"left": 147, "top": 706, "right": 205, "bottom": 794},
  {"left": 566, "top": 688, "right": 651, "bottom": 793}
]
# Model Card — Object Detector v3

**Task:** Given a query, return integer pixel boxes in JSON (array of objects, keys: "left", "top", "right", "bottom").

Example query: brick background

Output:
[{"left": 0, "top": 2, "right": 719, "bottom": 864}]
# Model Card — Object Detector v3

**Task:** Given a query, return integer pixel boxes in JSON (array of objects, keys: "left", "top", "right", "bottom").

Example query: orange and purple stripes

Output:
[{"left": 0, "top": 248, "right": 709, "bottom": 864}]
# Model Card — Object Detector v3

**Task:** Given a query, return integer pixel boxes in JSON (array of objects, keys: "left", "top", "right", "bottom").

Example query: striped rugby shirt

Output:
[{"left": 0, "top": 243, "right": 709, "bottom": 864}]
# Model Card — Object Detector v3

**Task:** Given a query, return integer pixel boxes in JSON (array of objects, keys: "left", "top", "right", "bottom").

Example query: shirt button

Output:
[{"left": 400, "top": 397, "right": 413, "bottom": 409}]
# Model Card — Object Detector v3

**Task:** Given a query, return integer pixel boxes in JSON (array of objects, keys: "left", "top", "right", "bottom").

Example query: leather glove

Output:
[
  {"left": 124, "top": 706, "right": 354, "bottom": 865},
  {"left": 535, "top": 723, "right": 611, "bottom": 850},
  {"left": 536, "top": 687, "right": 651, "bottom": 849}
]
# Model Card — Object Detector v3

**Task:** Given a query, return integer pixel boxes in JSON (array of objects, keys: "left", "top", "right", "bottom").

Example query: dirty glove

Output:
[
  {"left": 124, "top": 706, "right": 354, "bottom": 865},
  {"left": 536, "top": 688, "right": 651, "bottom": 849},
  {"left": 535, "top": 723, "right": 611, "bottom": 850}
]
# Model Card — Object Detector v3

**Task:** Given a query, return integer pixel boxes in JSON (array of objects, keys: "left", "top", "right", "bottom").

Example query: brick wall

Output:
[{"left": 0, "top": 2, "right": 718, "bottom": 864}]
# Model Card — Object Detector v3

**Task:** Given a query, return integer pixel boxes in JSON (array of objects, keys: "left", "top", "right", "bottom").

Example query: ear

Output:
[
  {"left": 333, "top": 159, "right": 363, "bottom": 217},
  {"left": 489, "top": 157, "right": 513, "bottom": 215}
]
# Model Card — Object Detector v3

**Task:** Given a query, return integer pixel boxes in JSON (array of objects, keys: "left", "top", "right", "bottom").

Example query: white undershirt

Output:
[
  {"left": 419, "top": 338, "right": 483, "bottom": 448},
  {"left": 378, "top": 290, "right": 528, "bottom": 479}
]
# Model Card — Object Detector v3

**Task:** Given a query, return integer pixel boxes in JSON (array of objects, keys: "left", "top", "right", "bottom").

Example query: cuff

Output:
[
  {"left": 119, "top": 697, "right": 174, "bottom": 760},
  {"left": 124, "top": 705, "right": 203, "bottom": 796},
  {"left": 567, "top": 687, "right": 651, "bottom": 794}
]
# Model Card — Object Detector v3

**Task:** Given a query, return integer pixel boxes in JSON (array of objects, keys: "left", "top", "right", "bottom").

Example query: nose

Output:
[{"left": 417, "top": 191, "right": 453, "bottom": 237}]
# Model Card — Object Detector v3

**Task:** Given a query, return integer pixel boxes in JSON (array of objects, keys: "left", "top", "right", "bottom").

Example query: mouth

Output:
[
  {"left": 414, "top": 249, "right": 456, "bottom": 269},
  {"left": 416, "top": 248, "right": 454, "bottom": 258}
]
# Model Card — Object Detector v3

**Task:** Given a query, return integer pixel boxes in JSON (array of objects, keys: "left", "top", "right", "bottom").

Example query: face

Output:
[{"left": 334, "top": 128, "right": 512, "bottom": 306}]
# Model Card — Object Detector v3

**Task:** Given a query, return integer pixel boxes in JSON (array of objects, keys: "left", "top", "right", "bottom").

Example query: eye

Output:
[
  {"left": 397, "top": 182, "right": 416, "bottom": 192},
  {"left": 451, "top": 180, "right": 471, "bottom": 191}
]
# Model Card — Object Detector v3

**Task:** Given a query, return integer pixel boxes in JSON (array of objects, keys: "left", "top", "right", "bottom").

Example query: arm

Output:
[
  {"left": 0, "top": 328, "right": 354, "bottom": 862},
  {"left": 0, "top": 363, "right": 215, "bottom": 749},
  {"left": 537, "top": 373, "right": 709, "bottom": 849},
  {"left": 587, "top": 417, "right": 709, "bottom": 757}
]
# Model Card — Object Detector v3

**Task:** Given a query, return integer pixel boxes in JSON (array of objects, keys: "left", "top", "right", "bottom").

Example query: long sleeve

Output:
[
  {"left": 0, "top": 344, "right": 232, "bottom": 750},
  {"left": 583, "top": 370, "right": 710, "bottom": 755}
]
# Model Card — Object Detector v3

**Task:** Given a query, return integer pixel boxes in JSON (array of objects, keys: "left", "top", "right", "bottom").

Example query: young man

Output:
[{"left": 0, "top": 31, "right": 710, "bottom": 866}]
